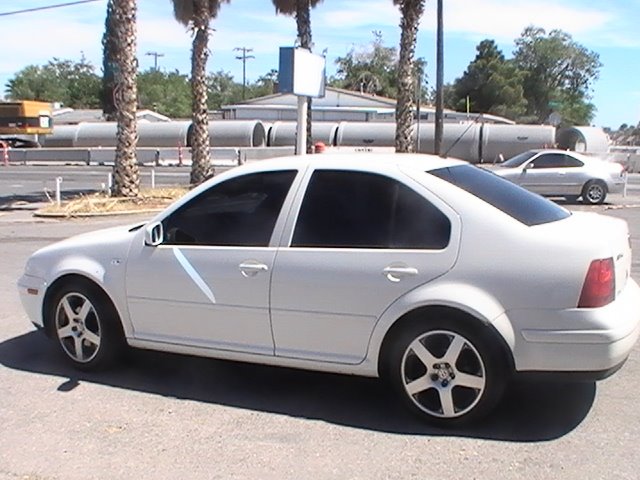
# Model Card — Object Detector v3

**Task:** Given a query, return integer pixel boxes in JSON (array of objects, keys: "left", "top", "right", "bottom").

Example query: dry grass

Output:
[{"left": 37, "top": 187, "right": 189, "bottom": 217}]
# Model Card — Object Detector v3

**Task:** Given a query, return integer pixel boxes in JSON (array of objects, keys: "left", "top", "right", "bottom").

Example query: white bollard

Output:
[
  {"left": 55, "top": 177, "right": 63, "bottom": 206},
  {"left": 151, "top": 168, "right": 156, "bottom": 189},
  {"left": 107, "top": 172, "right": 113, "bottom": 196}
]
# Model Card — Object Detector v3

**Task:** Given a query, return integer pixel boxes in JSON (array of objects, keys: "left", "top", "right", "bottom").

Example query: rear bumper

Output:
[
  {"left": 509, "top": 279, "right": 640, "bottom": 374},
  {"left": 607, "top": 179, "right": 625, "bottom": 194}
]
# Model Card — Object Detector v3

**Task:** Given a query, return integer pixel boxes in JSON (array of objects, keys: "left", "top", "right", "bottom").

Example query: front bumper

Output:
[
  {"left": 17, "top": 273, "right": 47, "bottom": 329},
  {"left": 509, "top": 278, "right": 640, "bottom": 375}
]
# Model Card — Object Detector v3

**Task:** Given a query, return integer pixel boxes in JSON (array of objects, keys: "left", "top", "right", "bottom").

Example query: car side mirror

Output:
[
  {"left": 144, "top": 221, "right": 163, "bottom": 247},
  {"left": 523, "top": 163, "right": 533, "bottom": 171}
]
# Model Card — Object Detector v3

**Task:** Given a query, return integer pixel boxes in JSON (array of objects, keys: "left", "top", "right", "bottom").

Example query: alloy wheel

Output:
[
  {"left": 55, "top": 292, "right": 102, "bottom": 363},
  {"left": 400, "top": 330, "right": 486, "bottom": 418}
]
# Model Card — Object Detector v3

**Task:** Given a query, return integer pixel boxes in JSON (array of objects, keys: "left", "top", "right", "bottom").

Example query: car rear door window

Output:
[
  {"left": 292, "top": 170, "right": 451, "bottom": 249},
  {"left": 431, "top": 164, "right": 570, "bottom": 226},
  {"left": 163, "top": 170, "right": 297, "bottom": 246}
]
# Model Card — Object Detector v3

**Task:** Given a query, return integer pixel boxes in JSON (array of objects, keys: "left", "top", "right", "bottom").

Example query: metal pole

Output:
[
  {"left": 434, "top": 0, "right": 444, "bottom": 156},
  {"left": 234, "top": 47, "right": 255, "bottom": 100},
  {"left": 296, "top": 96, "right": 308, "bottom": 156},
  {"left": 55, "top": 177, "right": 62, "bottom": 206},
  {"left": 145, "top": 51, "right": 164, "bottom": 70}
]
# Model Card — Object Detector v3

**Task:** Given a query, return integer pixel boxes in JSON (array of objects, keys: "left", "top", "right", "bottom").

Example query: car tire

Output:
[
  {"left": 385, "top": 317, "right": 507, "bottom": 427},
  {"left": 582, "top": 180, "right": 607, "bottom": 205},
  {"left": 49, "top": 279, "right": 125, "bottom": 371}
]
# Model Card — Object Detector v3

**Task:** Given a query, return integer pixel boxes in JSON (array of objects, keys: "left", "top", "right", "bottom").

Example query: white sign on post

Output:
[{"left": 279, "top": 47, "right": 326, "bottom": 155}]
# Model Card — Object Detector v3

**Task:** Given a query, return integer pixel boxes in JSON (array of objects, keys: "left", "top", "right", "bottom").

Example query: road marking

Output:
[{"left": 172, "top": 247, "right": 216, "bottom": 304}]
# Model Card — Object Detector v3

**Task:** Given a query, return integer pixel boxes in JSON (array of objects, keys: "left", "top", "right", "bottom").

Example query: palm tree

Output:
[
  {"left": 393, "top": 0, "right": 425, "bottom": 153},
  {"left": 272, "top": 0, "right": 323, "bottom": 153},
  {"left": 112, "top": 0, "right": 140, "bottom": 197},
  {"left": 172, "top": 0, "right": 229, "bottom": 185}
]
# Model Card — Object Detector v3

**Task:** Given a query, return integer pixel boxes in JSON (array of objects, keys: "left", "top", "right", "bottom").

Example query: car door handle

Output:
[
  {"left": 239, "top": 261, "right": 269, "bottom": 277},
  {"left": 382, "top": 266, "right": 419, "bottom": 283}
]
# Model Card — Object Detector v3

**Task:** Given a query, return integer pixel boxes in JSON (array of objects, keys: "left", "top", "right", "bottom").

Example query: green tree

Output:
[
  {"left": 248, "top": 69, "right": 279, "bottom": 98},
  {"left": 206, "top": 70, "right": 243, "bottom": 110},
  {"left": 272, "top": 0, "right": 324, "bottom": 154},
  {"left": 514, "top": 26, "right": 602, "bottom": 125},
  {"left": 101, "top": 0, "right": 118, "bottom": 120},
  {"left": 138, "top": 69, "right": 191, "bottom": 118},
  {"left": 448, "top": 39, "right": 527, "bottom": 120},
  {"left": 172, "top": 0, "right": 230, "bottom": 185},
  {"left": 331, "top": 31, "right": 399, "bottom": 98},
  {"left": 393, "top": 0, "right": 425, "bottom": 153},
  {"left": 112, "top": 0, "right": 140, "bottom": 197},
  {"left": 5, "top": 57, "right": 101, "bottom": 108}
]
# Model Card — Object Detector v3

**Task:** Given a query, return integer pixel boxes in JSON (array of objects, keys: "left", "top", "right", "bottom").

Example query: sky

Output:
[{"left": 0, "top": 0, "right": 638, "bottom": 129}]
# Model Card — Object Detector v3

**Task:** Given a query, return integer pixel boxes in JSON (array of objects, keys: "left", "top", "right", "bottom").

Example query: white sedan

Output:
[
  {"left": 18, "top": 154, "right": 640, "bottom": 427},
  {"left": 493, "top": 149, "right": 626, "bottom": 204}
]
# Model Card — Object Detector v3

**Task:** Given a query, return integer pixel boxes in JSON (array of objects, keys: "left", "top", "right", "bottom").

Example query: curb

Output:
[{"left": 33, "top": 208, "right": 163, "bottom": 218}]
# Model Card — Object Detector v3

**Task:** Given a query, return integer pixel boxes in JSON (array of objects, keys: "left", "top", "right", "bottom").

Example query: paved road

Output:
[
  {"left": 1, "top": 198, "right": 640, "bottom": 479},
  {"left": 0, "top": 165, "right": 192, "bottom": 207},
  {"left": 1, "top": 165, "right": 640, "bottom": 208}
]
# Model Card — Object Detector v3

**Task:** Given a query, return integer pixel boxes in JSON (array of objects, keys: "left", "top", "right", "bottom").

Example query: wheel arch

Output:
[
  {"left": 376, "top": 305, "right": 515, "bottom": 378},
  {"left": 368, "top": 284, "right": 516, "bottom": 377},
  {"left": 42, "top": 273, "right": 123, "bottom": 340}
]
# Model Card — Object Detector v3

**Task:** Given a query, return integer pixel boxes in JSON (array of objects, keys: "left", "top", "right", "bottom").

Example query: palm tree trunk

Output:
[
  {"left": 112, "top": 0, "right": 140, "bottom": 197},
  {"left": 190, "top": 0, "right": 212, "bottom": 185},
  {"left": 395, "top": 0, "right": 425, "bottom": 153}
]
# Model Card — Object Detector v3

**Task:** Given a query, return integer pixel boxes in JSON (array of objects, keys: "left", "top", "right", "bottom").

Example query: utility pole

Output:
[
  {"left": 234, "top": 47, "right": 255, "bottom": 100},
  {"left": 145, "top": 51, "right": 164, "bottom": 70},
  {"left": 434, "top": 0, "right": 444, "bottom": 156}
]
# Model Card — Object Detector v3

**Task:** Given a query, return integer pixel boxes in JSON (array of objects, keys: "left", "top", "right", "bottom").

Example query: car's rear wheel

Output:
[
  {"left": 582, "top": 180, "right": 607, "bottom": 205},
  {"left": 50, "top": 280, "right": 125, "bottom": 370},
  {"left": 386, "top": 318, "right": 507, "bottom": 427}
]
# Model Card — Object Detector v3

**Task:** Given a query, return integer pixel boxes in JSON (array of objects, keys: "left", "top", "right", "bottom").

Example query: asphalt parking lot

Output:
[{"left": 1, "top": 187, "right": 640, "bottom": 479}]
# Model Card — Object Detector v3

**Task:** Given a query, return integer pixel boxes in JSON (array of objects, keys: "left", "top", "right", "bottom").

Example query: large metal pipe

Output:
[
  {"left": 196, "top": 120, "right": 266, "bottom": 148},
  {"left": 268, "top": 121, "right": 339, "bottom": 147},
  {"left": 335, "top": 122, "right": 556, "bottom": 163},
  {"left": 44, "top": 120, "right": 266, "bottom": 149}
]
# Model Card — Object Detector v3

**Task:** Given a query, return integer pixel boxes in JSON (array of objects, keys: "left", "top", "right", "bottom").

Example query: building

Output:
[{"left": 222, "top": 86, "right": 514, "bottom": 124}]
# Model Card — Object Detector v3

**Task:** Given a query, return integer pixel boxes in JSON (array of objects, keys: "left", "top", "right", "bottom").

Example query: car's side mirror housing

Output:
[
  {"left": 144, "top": 221, "right": 163, "bottom": 246},
  {"left": 524, "top": 162, "right": 533, "bottom": 170}
]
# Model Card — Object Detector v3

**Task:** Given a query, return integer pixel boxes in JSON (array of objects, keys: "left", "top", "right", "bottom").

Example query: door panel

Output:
[
  {"left": 270, "top": 169, "right": 460, "bottom": 364},
  {"left": 270, "top": 248, "right": 457, "bottom": 363},
  {"left": 126, "top": 244, "right": 276, "bottom": 354}
]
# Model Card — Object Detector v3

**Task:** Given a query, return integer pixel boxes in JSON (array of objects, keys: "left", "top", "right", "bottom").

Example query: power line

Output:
[{"left": 0, "top": 0, "right": 103, "bottom": 18}]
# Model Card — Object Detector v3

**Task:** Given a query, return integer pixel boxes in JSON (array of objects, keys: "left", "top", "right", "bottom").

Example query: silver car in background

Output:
[{"left": 493, "top": 149, "right": 626, "bottom": 204}]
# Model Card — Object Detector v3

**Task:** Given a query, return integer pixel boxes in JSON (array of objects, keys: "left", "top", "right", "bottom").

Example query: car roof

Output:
[{"left": 230, "top": 153, "right": 468, "bottom": 174}]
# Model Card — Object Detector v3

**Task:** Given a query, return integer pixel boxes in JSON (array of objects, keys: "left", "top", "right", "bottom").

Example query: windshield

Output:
[
  {"left": 500, "top": 150, "right": 537, "bottom": 167},
  {"left": 430, "top": 164, "right": 571, "bottom": 226}
]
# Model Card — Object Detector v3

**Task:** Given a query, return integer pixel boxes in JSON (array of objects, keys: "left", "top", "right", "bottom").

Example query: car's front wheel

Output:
[
  {"left": 582, "top": 180, "right": 607, "bottom": 205},
  {"left": 386, "top": 318, "right": 507, "bottom": 427},
  {"left": 50, "top": 279, "right": 125, "bottom": 370}
]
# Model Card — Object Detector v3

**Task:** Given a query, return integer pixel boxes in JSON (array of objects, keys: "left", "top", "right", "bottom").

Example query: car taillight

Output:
[{"left": 578, "top": 258, "right": 615, "bottom": 308}]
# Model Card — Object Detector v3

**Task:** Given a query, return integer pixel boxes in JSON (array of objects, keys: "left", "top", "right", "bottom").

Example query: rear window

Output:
[{"left": 430, "top": 164, "right": 570, "bottom": 226}]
